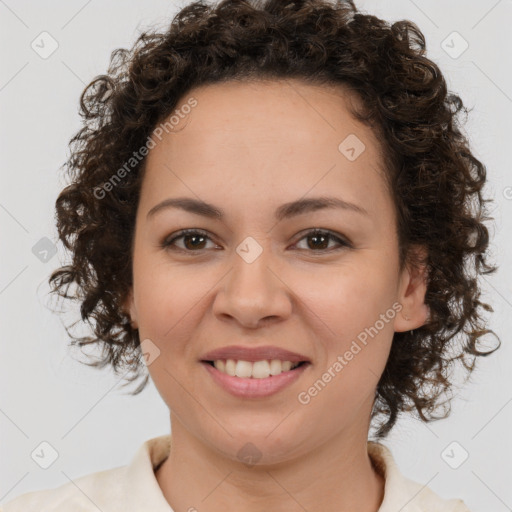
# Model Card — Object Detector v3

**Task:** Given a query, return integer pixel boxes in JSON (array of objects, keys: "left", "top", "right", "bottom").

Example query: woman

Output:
[{"left": 1, "top": 0, "right": 500, "bottom": 510}]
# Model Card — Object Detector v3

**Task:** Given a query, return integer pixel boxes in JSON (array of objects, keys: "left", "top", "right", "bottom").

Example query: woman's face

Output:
[{"left": 125, "top": 79, "right": 428, "bottom": 463}]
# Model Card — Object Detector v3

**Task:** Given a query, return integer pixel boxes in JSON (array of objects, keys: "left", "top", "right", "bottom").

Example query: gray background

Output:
[{"left": 1, "top": 1, "right": 511, "bottom": 510}]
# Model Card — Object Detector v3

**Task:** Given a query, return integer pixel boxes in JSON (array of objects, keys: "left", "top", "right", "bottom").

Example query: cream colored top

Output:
[{"left": 1, "top": 435, "right": 472, "bottom": 511}]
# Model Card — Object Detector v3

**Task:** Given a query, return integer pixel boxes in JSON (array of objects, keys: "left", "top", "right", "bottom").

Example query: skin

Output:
[{"left": 124, "top": 79, "right": 429, "bottom": 512}]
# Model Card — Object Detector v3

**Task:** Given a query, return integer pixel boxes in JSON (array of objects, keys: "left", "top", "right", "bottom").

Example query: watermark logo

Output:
[
  {"left": 140, "top": 338, "right": 161, "bottom": 366},
  {"left": 338, "top": 133, "right": 366, "bottom": 161},
  {"left": 31, "top": 441, "right": 59, "bottom": 469},
  {"left": 31, "top": 31, "right": 59, "bottom": 59},
  {"left": 32, "top": 237, "right": 57, "bottom": 263},
  {"left": 237, "top": 442, "right": 262, "bottom": 468},
  {"left": 441, "top": 441, "right": 469, "bottom": 469},
  {"left": 441, "top": 31, "right": 469, "bottom": 59},
  {"left": 236, "top": 236, "right": 264, "bottom": 264},
  {"left": 503, "top": 186, "right": 512, "bottom": 200}
]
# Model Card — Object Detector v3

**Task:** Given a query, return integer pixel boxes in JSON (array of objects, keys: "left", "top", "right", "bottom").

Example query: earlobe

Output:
[
  {"left": 123, "top": 289, "right": 139, "bottom": 329},
  {"left": 394, "top": 245, "right": 430, "bottom": 333}
]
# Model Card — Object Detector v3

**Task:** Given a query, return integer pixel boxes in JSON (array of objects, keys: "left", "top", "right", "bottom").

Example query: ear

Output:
[
  {"left": 394, "top": 244, "right": 430, "bottom": 333},
  {"left": 122, "top": 288, "right": 139, "bottom": 330}
]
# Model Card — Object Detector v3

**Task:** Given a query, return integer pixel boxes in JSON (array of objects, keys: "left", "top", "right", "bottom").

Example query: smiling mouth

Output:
[{"left": 201, "top": 359, "right": 310, "bottom": 379}]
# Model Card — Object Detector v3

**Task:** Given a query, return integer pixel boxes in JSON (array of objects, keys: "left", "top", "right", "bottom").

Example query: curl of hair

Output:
[{"left": 49, "top": 0, "right": 500, "bottom": 439}]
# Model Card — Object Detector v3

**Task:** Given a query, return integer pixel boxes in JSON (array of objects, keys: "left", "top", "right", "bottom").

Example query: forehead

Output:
[{"left": 140, "top": 79, "right": 392, "bottom": 222}]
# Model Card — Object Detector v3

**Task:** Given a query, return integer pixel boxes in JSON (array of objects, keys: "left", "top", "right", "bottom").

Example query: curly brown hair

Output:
[{"left": 48, "top": 0, "right": 500, "bottom": 439}]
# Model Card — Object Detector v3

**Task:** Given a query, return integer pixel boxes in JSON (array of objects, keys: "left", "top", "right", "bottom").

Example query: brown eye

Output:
[
  {"left": 161, "top": 228, "right": 351, "bottom": 254},
  {"left": 293, "top": 229, "right": 350, "bottom": 252},
  {"left": 162, "top": 229, "right": 216, "bottom": 252}
]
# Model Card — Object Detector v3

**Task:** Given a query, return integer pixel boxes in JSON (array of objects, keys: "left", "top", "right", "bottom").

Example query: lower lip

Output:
[{"left": 201, "top": 361, "right": 310, "bottom": 398}]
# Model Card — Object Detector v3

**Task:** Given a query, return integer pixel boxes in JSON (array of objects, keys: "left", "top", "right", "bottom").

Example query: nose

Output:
[{"left": 212, "top": 238, "right": 293, "bottom": 329}]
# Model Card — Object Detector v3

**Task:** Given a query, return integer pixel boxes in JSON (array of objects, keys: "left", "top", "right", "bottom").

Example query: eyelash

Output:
[{"left": 161, "top": 228, "right": 351, "bottom": 254}]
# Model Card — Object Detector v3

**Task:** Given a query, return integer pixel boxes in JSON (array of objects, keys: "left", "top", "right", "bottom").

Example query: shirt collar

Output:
[
  {"left": 123, "top": 435, "right": 424, "bottom": 512},
  {"left": 368, "top": 441, "right": 423, "bottom": 512},
  {"left": 124, "top": 434, "right": 174, "bottom": 511}
]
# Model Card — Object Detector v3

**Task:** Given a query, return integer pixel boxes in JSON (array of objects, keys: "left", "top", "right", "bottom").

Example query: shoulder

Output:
[
  {"left": 367, "top": 441, "right": 473, "bottom": 512},
  {"left": 0, "top": 465, "right": 127, "bottom": 512},
  {"left": 399, "top": 473, "right": 473, "bottom": 512},
  {"left": 0, "top": 434, "right": 172, "bottom": 512}
]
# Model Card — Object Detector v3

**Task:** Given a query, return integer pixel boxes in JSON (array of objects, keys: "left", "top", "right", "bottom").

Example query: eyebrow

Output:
[{"left": 147, "top": 196, "right": 369, "bottom": 221}]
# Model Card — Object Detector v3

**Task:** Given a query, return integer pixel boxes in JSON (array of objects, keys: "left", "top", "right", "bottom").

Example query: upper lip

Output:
[{"left": 200, "top": 345, "right": 311, "bottom": 363}]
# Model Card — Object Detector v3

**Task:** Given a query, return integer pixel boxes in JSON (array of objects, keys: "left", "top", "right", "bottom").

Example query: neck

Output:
[{"left": 155, "top": 420, "right": 385, "bottom": 512}]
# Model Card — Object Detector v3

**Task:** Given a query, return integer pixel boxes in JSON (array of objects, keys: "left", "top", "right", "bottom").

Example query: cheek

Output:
[
  {"left": 298, "top": 273, "right": 395, "bottom": 428},
  {"left": 132, "top": 253, "right": 197, "bottom": 343},
  {"left": 302, "top": 260, "right": 395, "bottom": 332},
  {"left": 304, "top": 263, "right": 396, "bottom": 387}
]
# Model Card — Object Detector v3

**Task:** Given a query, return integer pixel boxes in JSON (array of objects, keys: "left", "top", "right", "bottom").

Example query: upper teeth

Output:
[{"left": 213, "top": 359, "right": 301, "bottom": 379}]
